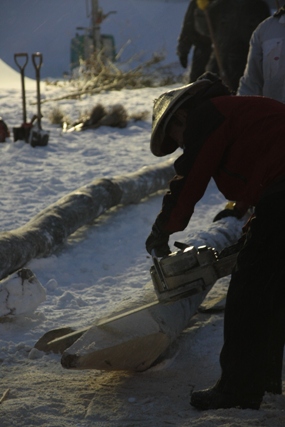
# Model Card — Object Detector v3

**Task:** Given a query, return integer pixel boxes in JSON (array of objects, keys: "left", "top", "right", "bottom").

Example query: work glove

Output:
[
  {"left": 145, "top": 224, "right": 171, "bottom": 257},
  {"left": 213, "top": 201, "right": 243, "bottom": 222},
  {"left": 178, "top": 53, "right": 188, "bottom": 69}
]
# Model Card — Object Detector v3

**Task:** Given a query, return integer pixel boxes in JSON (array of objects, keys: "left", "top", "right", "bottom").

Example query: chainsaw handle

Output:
[
  {"left": 151, "top": 251, "right": 168, "bottom": 291},
  {"left": 32, "top": 52, "right": 43, "bottom": 70},
  {"left": 14, "top": 53, "right": 29, "bottom": 71}
]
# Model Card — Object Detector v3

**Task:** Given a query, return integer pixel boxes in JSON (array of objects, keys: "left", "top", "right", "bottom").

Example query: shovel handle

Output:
[
  {"left": 14, "top": 53, "right": 29, "bottom": 71},
  {"left": 14, "top": 53, "right": 29, "bottom": 123},
  {"left": 32, "top": 52, "right": 43, "bottom": 70},
  {"left": 32, "top": 53, "right": 43, "bottom": 129}
]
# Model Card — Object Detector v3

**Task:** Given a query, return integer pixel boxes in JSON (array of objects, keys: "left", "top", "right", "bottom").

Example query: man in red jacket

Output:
[{"left": 146, "top": 74, "right": 285, "bottom": 410}]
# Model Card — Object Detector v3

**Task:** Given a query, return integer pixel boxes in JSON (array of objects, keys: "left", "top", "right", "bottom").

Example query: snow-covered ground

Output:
[{"left": 1, "top": 2, "right": 285, "bottom": 426}]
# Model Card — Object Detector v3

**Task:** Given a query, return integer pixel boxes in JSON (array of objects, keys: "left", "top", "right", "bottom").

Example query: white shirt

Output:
[{"left": 237, "top": 15, "right": 285, "bottom": 103}]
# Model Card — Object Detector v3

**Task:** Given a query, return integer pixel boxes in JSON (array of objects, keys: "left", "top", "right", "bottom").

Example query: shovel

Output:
[
  {"left": 29, "top": 52, "right": 49, "bottom": 147},
  {"left": 13, "top": 53, "right": 35, "bottom": 142}
]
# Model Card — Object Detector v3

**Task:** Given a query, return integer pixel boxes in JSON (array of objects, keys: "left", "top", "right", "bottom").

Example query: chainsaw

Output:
[
  {"left": 150, "top": 241, "right": 241, "bottom": 303},
  {"left": 34, "top": 241, "right": 241, "bottom": 357}
]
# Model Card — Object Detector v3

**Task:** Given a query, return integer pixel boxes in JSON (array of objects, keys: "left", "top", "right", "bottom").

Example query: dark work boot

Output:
[{"left": 190, "top": 384, "right": 262, "bottom": 410}]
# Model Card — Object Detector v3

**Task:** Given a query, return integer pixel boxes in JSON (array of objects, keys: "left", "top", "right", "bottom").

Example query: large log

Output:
[
  {"left": 60, "top": 291, "right": 208, "bottom": 372},
  {"left": 0, "top": 159, "right": 174, "bottom": 280}
]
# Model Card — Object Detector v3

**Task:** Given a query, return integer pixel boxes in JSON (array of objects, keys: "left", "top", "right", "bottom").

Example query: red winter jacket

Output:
[{"left": 156, "top": 95, "right": 285, "bottom": 234}]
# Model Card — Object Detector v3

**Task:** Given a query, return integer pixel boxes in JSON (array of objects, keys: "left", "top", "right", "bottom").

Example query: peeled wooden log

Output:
[
  {"left": 60, "top": 292, "right": 207, "bottom": 372},
  {"left": 0, "top": 159, "right": 174, "bottom": 281}
]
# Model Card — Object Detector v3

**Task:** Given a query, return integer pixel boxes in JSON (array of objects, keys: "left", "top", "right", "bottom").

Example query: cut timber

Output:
[
  {"left": 0, "top": 159, "right": 174, "bottom": 280},
  {"left": 35, "top": 286, "right": 209, "bottom": 371},
  {"left": 60, "top": 290, "right": 208, "bottom": 372}
]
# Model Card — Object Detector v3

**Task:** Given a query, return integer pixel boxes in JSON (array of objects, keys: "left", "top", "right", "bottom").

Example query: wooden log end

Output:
[{"left": 61, "top": 332, "right": 170, "bottom": 372}]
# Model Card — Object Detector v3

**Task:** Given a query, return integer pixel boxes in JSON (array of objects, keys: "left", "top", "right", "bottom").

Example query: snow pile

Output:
[
  {"left": 0, "top": 269, "right": 46, "bottom": 317},
  {"left": 0, "top": 59, "right": 35, "bottom": 90}
]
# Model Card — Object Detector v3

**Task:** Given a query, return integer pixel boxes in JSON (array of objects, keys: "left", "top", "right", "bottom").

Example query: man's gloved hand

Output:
[
  {"left": 178, "top": 53, "right": 188, "bottom": 69},
  {"left": 213, "top": 201, "right": 243, "bottom": 222},
  {"left": 145, "top": 224, "right": 171, "bottom": 257}
]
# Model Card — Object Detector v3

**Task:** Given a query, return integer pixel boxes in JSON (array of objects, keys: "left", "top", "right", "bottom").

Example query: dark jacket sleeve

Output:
[
  {"left": 154, "top": 100, "right": 227, "bottom": 234},
  {"left": 177, "top": 0, "right": 210, "bottom": 57}
]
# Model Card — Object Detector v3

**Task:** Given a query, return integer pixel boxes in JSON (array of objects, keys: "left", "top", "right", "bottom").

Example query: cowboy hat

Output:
[{"left": 150, "top": 75, "right": 227, "bottom": 156}]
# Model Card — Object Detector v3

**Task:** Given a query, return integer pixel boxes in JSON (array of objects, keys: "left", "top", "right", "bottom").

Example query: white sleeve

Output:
[{"left": 237, "top": 26, "right": 264, "bottom": 96}]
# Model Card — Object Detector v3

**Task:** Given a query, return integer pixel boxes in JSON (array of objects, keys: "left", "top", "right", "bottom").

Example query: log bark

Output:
[{"left": 0, "top": 159, "right": 174, "bottom": 280}]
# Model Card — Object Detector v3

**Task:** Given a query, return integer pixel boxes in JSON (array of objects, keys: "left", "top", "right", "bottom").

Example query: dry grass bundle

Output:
[
  {"left": 88, "top": 104, "right": 106, "bottom": 124},
  {"left": 48, "top": 107, "right": 70, "bottom": 125},
  {"left": 95, "top": 104, "right": 128, "bottom": 129},
  {"left": 41, "top": 50, "right": 183, "bottom": 104},
  {"left": 60, "top": 103, "right": 134, "bottom": 132}
]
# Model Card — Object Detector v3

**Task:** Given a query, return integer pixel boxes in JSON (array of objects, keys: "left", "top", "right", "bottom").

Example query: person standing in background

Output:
[
  {"left": 214, "top": 4, "right": 285, "bottom": 222},
  {"left": 176, "top": 0, "right": 213, "bottom": 83},
  {"left": 238, "top": 5, "right": 285, "bottom": 102}
]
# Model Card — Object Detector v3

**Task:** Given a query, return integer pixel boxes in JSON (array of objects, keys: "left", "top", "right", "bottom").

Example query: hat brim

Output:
[{"left": 150, "top": 80, "right": 213, "bottom": 156}]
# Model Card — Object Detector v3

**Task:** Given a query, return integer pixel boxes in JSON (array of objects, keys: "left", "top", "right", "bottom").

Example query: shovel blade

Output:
[
  {"left": 29, "top": 128, "right": 49, "bottom": 147},
  {"left": 13, "top": 126, "right": 32, "bottom": 143}
]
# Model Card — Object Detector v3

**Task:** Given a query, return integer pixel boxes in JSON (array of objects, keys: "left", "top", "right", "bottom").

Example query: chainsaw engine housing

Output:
[{"left": 151, "top": 245, "right": 237, "bottom": 303}]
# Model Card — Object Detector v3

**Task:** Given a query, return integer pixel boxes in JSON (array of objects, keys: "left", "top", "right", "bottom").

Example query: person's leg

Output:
[
  {"left": 191, "top": 192, "right": 285, "bottom": 410},
  {"left": 189, "top": 43, "right": 212, "bottom": 82}
]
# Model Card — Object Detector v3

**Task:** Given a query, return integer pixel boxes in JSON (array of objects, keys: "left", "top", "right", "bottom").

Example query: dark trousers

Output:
[
  {"left": 219, "top": 192, "right": 285, "bottom": 397},
  {"left": 189, "top": 43, "right": 212, "bottom": 83}
]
